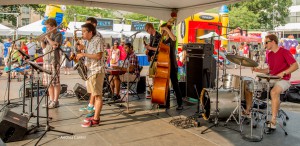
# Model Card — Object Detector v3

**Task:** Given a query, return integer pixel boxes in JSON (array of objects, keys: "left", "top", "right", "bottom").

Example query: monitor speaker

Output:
[
  {"left": 73, "top": 83, "right": 90, "bottom": 100},
  {"left": 0, "top": 109, "right": 28, "bottom": 142}
]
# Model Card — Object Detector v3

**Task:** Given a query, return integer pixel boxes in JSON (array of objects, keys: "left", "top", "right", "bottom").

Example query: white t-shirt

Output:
[{"left": 26, "top": 41, "right": 36, "bottom": 56}]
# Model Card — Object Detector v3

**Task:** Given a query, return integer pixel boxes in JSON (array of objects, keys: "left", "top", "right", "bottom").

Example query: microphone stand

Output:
[
  {"left": 122, "top": 52, "right": 135, "bottom": 114},
  {"left": 0, "top": 40, "right": 26, "bottom": 112},
  {"left": 34, "top": 49, "right": 73, "bottom": 146}
]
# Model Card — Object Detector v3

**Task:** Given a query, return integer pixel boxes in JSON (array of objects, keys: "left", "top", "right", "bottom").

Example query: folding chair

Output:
[{"left": 120, "top": 66, "right": 143, "bottom": 101}]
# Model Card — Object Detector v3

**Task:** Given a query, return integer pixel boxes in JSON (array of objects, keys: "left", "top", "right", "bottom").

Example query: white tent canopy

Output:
[
  {"left": 0, "top": 0, "right": 244, "bottom": 23},
  {"left": 17, "top": 20, "right": 43, "bottom": 36},
  {"left": 67, "top": 21, "right": 149, "bottom": 38},
  {"left": 275, "top": 23, "right": 300, "bottom": 31},
  {"left": 0, "top": 24, "right": 14, "bottom": 36}
]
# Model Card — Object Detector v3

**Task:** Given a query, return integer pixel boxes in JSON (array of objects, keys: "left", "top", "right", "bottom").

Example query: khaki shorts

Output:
[
  {"left": 260, "top": 79, "right": 291, "bottom": 93},
  {"left": 120, "top": 73, "right": 139, "bottom": 82},
  {"left": 87, "top": 73, "right": 105, "bottom": 96}
]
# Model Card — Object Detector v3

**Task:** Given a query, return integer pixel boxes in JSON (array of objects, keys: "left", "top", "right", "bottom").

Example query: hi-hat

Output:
[{"left": 226, "top": 55, "right": 258, "bottom": 67}]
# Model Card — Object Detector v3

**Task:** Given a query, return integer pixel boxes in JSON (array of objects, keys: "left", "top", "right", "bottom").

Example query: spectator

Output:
[
  {"left": 0, "top": 39, "right": 4, "bottom": 66},
  {"left": 26, "top": 37, "right": 37, "bottom": 59}
]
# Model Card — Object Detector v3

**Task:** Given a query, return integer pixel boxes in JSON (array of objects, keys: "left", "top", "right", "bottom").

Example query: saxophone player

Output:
[
  {"left": 77, "top": 17, "right": 105, "bottom": 119},
  {"left": 77, "top": 23, "right": 105, "bottom": 127}
]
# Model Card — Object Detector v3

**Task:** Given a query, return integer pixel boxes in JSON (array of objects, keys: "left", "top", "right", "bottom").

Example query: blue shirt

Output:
[{"left": 3, "top": 42, "right": 11, "bottom": 57}]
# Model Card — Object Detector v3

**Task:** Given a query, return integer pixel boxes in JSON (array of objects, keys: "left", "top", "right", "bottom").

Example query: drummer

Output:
[{"left": 251, "top": 34, "right": 298, "bottom": 132}]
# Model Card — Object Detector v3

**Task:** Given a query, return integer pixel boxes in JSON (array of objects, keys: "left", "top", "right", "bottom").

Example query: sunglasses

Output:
[{"left": 265, "top": 40, "right": 272, "bottom": 44}]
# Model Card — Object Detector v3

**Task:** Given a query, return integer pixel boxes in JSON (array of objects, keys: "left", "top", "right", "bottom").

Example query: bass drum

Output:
[{"left": 200, "top": 88, "right": 238, "bottom": 120}]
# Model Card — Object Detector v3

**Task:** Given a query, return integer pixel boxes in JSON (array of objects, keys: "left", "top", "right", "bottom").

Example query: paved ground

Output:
[{"left": 1, "top": 63, "right": 300, "bottom": 146}]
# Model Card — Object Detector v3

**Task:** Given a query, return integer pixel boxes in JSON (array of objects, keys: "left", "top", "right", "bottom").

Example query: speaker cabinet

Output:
[
  {"left": 137, "top": 76, "right": 146, "bottom": 94},
  {"left": 73, "top": 83, "right": 90, "bottom": 100},
  {"left": 184, "top": 43, "right": 216, "bottom": 99},
  {"left": 0, "top": 109, "right": 28, "bottom": 142}
]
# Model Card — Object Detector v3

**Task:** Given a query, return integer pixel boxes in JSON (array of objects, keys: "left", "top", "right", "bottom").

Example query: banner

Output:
[
  {"left": 96, "top": 19, "right": 113, "bottom": 30},
  {"left": 131, "top": 21, "right": 147, "bottom": 31}
]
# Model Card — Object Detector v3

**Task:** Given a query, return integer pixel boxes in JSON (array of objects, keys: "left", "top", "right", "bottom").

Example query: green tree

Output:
[
  {"left": 230, "top": 0, "right": 292, "bottom": 30},
  {"left": 64, "top": 6, "right": 116, "bottom": 22},
  {"left": 0, "top": 5, "right": 20, "bottom": 26},
  {"left": 229, "top": 6, "right": 260, "bottom": 29}
]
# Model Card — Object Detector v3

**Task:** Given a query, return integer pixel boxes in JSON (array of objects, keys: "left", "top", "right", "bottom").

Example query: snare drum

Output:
[{"left": 222, "top": 74, "right": 240, "bottom": 90}]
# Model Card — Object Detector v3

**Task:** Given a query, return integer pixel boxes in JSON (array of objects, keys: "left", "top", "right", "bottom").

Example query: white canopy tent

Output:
[
  {"left": 67, "top": 22, "right": 149, "bottom": 38},
  {"left": 17, "top": 20, "right": 43, "bottom": 36},
  {"left": 275, "top": 23, "right": 300, "bottom": 32},
  {"left": 0, "top": 0, "right": 244, "bottom": 23},
  {"left": 0, "top": 24, "right": 14, "bottom": 36}
]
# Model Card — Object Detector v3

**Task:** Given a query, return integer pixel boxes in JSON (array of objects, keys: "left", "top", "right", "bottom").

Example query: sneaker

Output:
[
  {"left": 42, "top": 100, "right": 53, "bottom": 108},
  {"left": 83, "top": 117, "right": 100, "bottom": 123},
  {"left": 48, "top": 101, "right": 59, "bottom": 109},
  {"left": 265, "top": 121, "right": 276, "bottom": 134},
  {"left": 81, "top": 118, "right": 100, "bottom": 128},
  {"left": 79, "top": 105, "right": 94, "bottom": 112},
  {"left": 85, "top": 112, "right": 95, "bottom": 118},
  {"left": 112, "top": 95, "right": 121, "bottom": 101},
  {"left": 176, "top": 105, "right": 183, "bottom": 110}
]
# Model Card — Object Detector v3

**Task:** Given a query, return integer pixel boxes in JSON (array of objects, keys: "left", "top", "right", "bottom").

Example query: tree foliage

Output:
[
  {"left": 229, "top": 0, "right": 292, "bottom": 30},
  {"left": 229, "top": 6, "right": 260, "bottom": 29}
]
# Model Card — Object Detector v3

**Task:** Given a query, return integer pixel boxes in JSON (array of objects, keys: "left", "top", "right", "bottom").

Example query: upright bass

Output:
[{"left": 151, "top": 17, "right": 176, "bottom": 105}]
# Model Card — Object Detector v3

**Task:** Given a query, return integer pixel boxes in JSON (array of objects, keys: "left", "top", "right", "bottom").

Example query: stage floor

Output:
[{"left": 1, "top": 64, "right": 300, "bottom": 146}]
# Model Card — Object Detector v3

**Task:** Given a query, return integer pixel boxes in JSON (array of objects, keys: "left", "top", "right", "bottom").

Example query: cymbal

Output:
[
  {"left": 226, "top": 55, "right": 258, "bottom": 67},
  {"left": 256, "top": 74, "right": 280, "bottom": 80}
]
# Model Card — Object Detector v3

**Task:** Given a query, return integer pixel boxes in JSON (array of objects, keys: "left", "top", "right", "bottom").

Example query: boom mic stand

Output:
[
  {"left": 0, "top": 39, "right": 27, "bottom": 112},
  {"left": 34, "top": 49, "right": 73, "bottom": 146},
  {"left": 201, "top": 25, "right": 234, "bottom": 134}
]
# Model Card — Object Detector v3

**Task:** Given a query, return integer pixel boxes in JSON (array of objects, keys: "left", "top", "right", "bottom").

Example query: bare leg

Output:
[
  {"left": 115, "top": 77, "right": 120, "bottom": 95},
  {"left": 109, "top": 76, "right": 115, "bottom": 94},
  {"left": 93, "top": 95, "right": 103, "bottom": 121},
  {"left": 245, "top": 89, "right": 253, "bottom": 114},
  {"left": 48, "top": 85, "right": 54, "bottom": 101},
  {"left": 53, "top": 84, "right": 61, "bottom": 102},
  {"left": 270, "top": 85, "right": 283, "bottom": 124},
  {"left": 89, "top": 95, "right": 95, "bottom": 106}
]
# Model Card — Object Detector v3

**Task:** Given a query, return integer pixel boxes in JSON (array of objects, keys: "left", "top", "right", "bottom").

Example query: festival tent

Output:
[
  {"left": 17, "top": 20, "right": 43, "bottom": 36},
  {"left": 227, "top": 35, "right": 262, "bottom": 43},
  {"left": 66, "top": 22, "right": 149, "bottom": 38},
  {"left": 0, "top": 24, "right": 13, "bottom": 36},
  {"left": 0, "top": 0, "right": 245, "bottom": 23}
]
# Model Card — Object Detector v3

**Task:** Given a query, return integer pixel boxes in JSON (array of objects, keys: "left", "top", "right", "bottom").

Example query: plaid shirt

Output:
[
  {"left": 85, "top": 35, "right": 105, "bottom": 78},
  {"left": 123, "top": 52, "right": 139, "bottom": 76}
]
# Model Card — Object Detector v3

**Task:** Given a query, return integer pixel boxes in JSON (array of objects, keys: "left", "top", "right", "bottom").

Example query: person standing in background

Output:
[
  {"left": 110, "top": 41, "right": 120, "bottom": 67},
  {"left": 119, "top": 40, "right": 127, "bottom": 64},
  {"left": 3, "top": 38, "right": 12, "bottom": 67},
  {"left": 61, "top": 38, "right": 73, "bottom": 75},
  {"left": 0, "top": 39, "right": 4, "bottom": 66},
  {"left": 27, "top": 37, "right": 37, "bottom": 59}
]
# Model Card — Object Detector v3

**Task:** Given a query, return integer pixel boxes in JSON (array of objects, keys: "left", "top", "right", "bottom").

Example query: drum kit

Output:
[{"left": 200, "top": 54, "right": 283, "bottom": 141}]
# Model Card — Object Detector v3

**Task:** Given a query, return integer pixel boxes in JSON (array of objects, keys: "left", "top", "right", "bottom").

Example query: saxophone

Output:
[{"left": 72, "top": 29, "right": 88, "bottom": 81}]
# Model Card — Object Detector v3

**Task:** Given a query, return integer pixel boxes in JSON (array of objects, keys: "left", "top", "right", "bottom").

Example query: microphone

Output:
[{"left": 18, "top": 49, "right": 30, "bottom": 59}]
